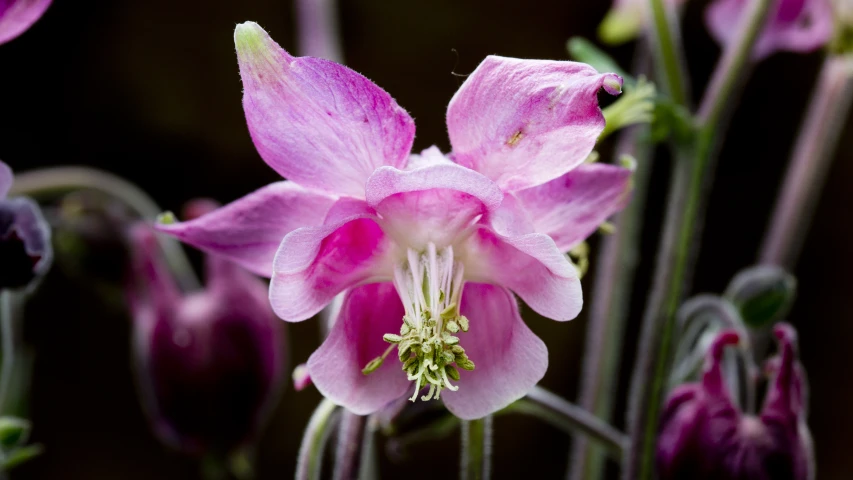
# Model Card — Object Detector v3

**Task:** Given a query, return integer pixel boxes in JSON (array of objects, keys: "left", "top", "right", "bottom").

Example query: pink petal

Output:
[
  {"left": 0, "top": 161, "right": 11, "bottom": 198},
  {"left": 446, "top": 55, "right": 622, "bottom": 192},
  {"left": 442, "top": 283, "right": 548, "bottom": 420},
  {"left": 269, "top": 199, "right": 393, "bottom": 321},
  {"left": 365, "top": 161, "right": 503, "bottom": 249},
  {"left": 706, "top": 0, "right": 833, "bottom": 60},
  {"left": 514, "top": 163, "right": 633, "bottom": 251},
  {"left": 156, "top": 182, "right": 336, "bottom": 277},
  {"left": 464, "top": 227, "right": 582, "bottom": 321},
  {"left": 307, "top": 282, "right": 411, "bottom": 414},
  {"left": 0, "top": 0, "right": 51, "bottom": 45},
  {"left": 234, "top": 22, "right": 415, "bottom": 198}
]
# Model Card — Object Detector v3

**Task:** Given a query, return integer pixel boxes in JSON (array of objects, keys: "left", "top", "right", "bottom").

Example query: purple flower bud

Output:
[
  {"left": 0, "top": 162, "right": 52, "bottom": 289},
  {"left": 657, "top": 324, "right": 813, "bottom": 480},
  {"left": 128, "top": 219, "right": 285, "bottom": 456}
]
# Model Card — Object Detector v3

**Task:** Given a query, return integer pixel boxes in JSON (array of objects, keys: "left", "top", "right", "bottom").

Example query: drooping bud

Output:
[
  {"left": 724, "top": 265, "right": 796, "bottom": 328},
  {"left": 127, "top": 212, "right": 285, "bottom": 456},
  {"left": 0, "top": 162, "right": 52, "bottom": 290},
  {"left": 657, "top": 325, "right": 813, "bottom": 480}
]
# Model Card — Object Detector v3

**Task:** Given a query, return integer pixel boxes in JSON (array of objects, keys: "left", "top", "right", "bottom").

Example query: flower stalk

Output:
[
  {"left": 9, "top": 166, "right": 199, "bottom": 291},
  {"left": 296, "top": 398, "right": 340, "bottom": 480},
  {"left": 0, "top": 291, "right": 14, "bottom": 414},
  {"left": 760, "top": 54, "right": 853, "bottom": 267},
  {"left": 646, "top": 0, "right": 690, "bottom": 107},
  {"left": 460, "top": 416, "right": 493, "bottom": 480},
  {"left": 331, "top": 411, "right": 364, "bottom": 480},
  {"left": 624, "top": 0, "right": 773, "bottom": 478},
  {"left": 295, "top": 0, "right": 343, "bottom": 63}
]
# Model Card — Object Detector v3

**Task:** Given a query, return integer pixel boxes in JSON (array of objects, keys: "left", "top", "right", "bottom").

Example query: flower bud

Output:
[
  {"left": 127, "top": 221, "right": 285, "bottom": 456},
  {"left": 0, "top": 162, "right": 52, "bottom": 290},
  {"left": 724, "top": 265, "right": 796, "bottom": 328},
  {"left": 657, "top": 324, "right": 812, "bottom": 480}
]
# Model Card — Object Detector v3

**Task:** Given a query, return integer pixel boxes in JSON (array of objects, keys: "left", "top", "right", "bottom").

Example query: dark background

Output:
[{"left": 0, "top": 0, "right": 850, "bottom": 478}]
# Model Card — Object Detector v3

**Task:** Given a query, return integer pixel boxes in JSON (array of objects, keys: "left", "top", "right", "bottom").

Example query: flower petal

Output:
[
  {"left": 0, "top": 0, "right": 51, "bottom": 45},
  {"left": 270, "top": 199, "right": 393, "bottom": 321},
  {"left": 706, "top": 0, "right": 833, "bottom": 60},
  {"left": 464, "top": 227, "right": 582, "bottom": 321},
  {"left": 442, "top": 283, "right": 548, "bottom": 420},
  {"left": 156, "top": 182, "right": 337, "bottom": 277},
  {"left": 365, "top": 162, "right": 503, "bottom": 249},
  {"left": 0, "top": 161, "right": 11, "bottom": 198},
  {"left": 235, "top": 22, "right": 415, "bottom": 197},
  {"left": 447, "top": 55, "right": 622, "bottom": 192},
  {"left": 0, "top": 197, "right": 53, "bottom": 288},
  {"left": 514, "top": 163, "right": 633, "bottom": 251},
  {"left": 307, "top": 282, "right": 411, "bottom": 415}
]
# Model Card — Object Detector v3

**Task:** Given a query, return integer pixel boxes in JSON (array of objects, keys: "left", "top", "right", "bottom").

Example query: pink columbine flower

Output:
[
  {"left": 707, "top": 0, "right": 833, "bottom": 59},
  {"left": 0, "top": 0, "right": 51, "bottom": 45},
  {"left": 159, "top": 22, "right": 631, "bottom": 419},
  {"left": 657, "top": 325, "right": 813, "bottom": 480}
]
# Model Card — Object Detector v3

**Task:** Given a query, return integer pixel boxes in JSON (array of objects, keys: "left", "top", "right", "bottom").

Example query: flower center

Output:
[{"left": 361, "top": 242, "right": 475, "bottom": 402}]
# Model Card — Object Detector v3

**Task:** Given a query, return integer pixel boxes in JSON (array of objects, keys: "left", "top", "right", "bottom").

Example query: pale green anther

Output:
[
  {"left": 383, "top": 333, "right": 402, "bottom": 344},
  {"left": 402, "top": 356, "right": 418, "bottom": 371},
  {"left": 442, "top": 351, "right": 455, "bottom": 364},
  {"left": 400, "top": 323, "right": 411, "bottom": 336},
  {"left": 443, "top": 333, "right": 460, "bottom": 345},
  {"left": 422, "top": 342, "right": 432, "bottom": 354},
  {"left": 446, "top": 320, "right": 460, "bottom": 333},
  {"left": 440, "top": 302, "right": 458, "bottom": 318},
  {"left": 404, "top": 316, "right": 416, "bottom": 329},
  {"left": 361, "top": 357, "right": 384, "bottom": 375},
  {"left": 156, "top": 211, "right": 177, "bottom": 225},
  {"left": 398, "top": 346, "right": 411, "bottom": 362},
  {"left": 458, "top": 359, "right": 475, "bottom": 371},
  {"left": 458, "top": 316, "right": 469, "bottom": 332},
  {"left": 451, "top": 345, "right": 465, "bottom": 354},
  {"left": 446, "top": 365, "right": 460, "bottom": 381}
]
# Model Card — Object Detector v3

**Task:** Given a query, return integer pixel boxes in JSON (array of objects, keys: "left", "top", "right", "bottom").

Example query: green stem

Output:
[
  {"left": 296, "top": 398, "right": 340, "bottom": 480},
  {"left": 0, "top": 292, "right": 13, "bottom": 414},
  {"left": 623, "top": 1, "right": 773, "bottom": 478},
  {"left": 759, "top": 54, "right": 853, "bottom": 267},
  {"left": 460, "top": 416, "right": 492, "bottom": 480},
  {"left": 508, "top": 386, "right": 626, "bottom": 460},
  {"left": 8, "top": 166, "right": 199, "bottom": 292},
  {"left": 569, "top": 125, "right": 653, "bottom": 480},
  {"left": 332, "top": 411, "right": 364, "bottom": 480},
  {"left": 646, "top": 0, "right": 689, "bottom": 107}
]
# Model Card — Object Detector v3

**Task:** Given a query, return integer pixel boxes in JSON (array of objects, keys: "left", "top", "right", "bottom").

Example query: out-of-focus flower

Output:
[
  {"left": 128, "top": 218, "right": 285, "bottom": 456},
  {"left": 599, "top": 0, "right": 687, "bottom": 45},
  {"left": 707, "top": 0, "right": 833, "bottom": 59},
  {"left": 0, "top": 0, "right": 51, "bottom": 45},
  {"left": 657, "top": 324, "right": 813, "bottom": 480},
  {"left": 0, "top": 161, "right": 52, "bottom": 289},
  {"left": 159, "top": 22, "right": 631, "bottom": 420}
]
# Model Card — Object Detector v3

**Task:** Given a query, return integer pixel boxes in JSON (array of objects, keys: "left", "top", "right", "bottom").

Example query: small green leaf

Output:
[{"left": 566, "top": 37, "right": 629, "bottom": 80}]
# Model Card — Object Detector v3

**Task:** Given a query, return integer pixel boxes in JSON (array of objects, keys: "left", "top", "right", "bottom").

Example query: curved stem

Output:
[
  {"left": 511, "top": 386, "right": 626, "bottom": 460},
  {"left": 332, "top": 411, "right": 364, "bottom": 480},
  {"left": 646, "top": 0, "right": 689, "bottom": 107},
  {"left": 759, "top": 55, "right": 853, "bottom": 267},
  {"left": 295, "top": 0, "right": 343, "bottom": 63},
  {"left": 8, "top": 166, "right": 199, "bottom": 292},
  {"left": 460, "top": 416, "right": 492, "bottom": 480},
  {"left": 0, "top": 291, "right": 13, "bottom": 413},
  {"left": 296, "top": 398, "right": 340, "bottom": 480},
  {"left": 624, "top": 2, "right": 772, "bottom": 479}
]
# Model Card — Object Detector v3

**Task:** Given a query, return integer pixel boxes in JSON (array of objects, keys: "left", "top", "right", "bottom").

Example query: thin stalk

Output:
[
  {"left": 624, "top": 1, "right": 772, "bottom": 479},
  {"left": 569, "top": 125, "right": 653, "bottom": 480},
  {"left": 646, "top": 0, "right": 690, "bottom": 107},
  {"left": 0, "top": 291, "right": 13, "bottom": 413},
  {"left": 460, "top": 416, "right": 492, "bottom": 480},
  {"left": 759, "top": 55, "right": 853, "bottom": 267},
  {"left": 509, "top": 386, "right": 626, "bottom": 460},
  {"left": 357, "top": 416, "right": 380, "bottom": 480},
  {"left": 295, "top": 0, "right": 343, "bottom": 63},
  {"left": 296, "top": 398, "right": 340, "bottom": 480},
  {"left": 332, "top": 411, "right": 364, "bottom": 480},
  {"left": 8, "top": 166, "right": 199, "bottom": 292}
]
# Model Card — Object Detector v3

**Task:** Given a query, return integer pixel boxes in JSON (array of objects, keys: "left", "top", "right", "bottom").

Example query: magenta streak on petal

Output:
[
  {"left": 234, "top": 22, "right": 415, "bottom": 198},
  {"left": 307, "top": 282, "right": 411, "bottom": 415},
  {"left": 441, "top": 283, "right": 548, "bottom": 420}
]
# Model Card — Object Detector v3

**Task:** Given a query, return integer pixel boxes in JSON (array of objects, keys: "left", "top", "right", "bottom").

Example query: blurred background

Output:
[{"left": 0, "top": 0, "right": 850, "bottom": 478}]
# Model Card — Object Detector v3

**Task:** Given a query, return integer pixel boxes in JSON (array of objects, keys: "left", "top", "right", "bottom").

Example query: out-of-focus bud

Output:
[
  {"left": 0, "top": 0, "right": 51, "bottom": 45},
  {"left": 128, "top": 214, "right": 285, "bottom": 456},
  {"left": 0, "top": 162, "right": 52, "bottom": 290},
  {"left": 724, "top": 265, "right": 796, "bottom": 328},
  {"left": 599, "top": 0, "right": 686, "bottom": 46},
  {"left": 657, "top": 325, "right": 813, "bottom": 480}
]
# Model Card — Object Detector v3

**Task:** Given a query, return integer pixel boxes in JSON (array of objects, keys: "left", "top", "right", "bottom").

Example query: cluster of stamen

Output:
[{"left": 361, "top": 243, "right": 474, "bottom": 402}]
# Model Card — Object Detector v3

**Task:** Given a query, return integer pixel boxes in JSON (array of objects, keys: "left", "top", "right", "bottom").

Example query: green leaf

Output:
[
  {"left": 725, "top": 266, "right": 797, "bottom": 329},
  {"left": 0, "top": 417, "right": 30, "bottom": 450},
  {"left": 566, "top": 37, "right": 629, "bottom": 81}
]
